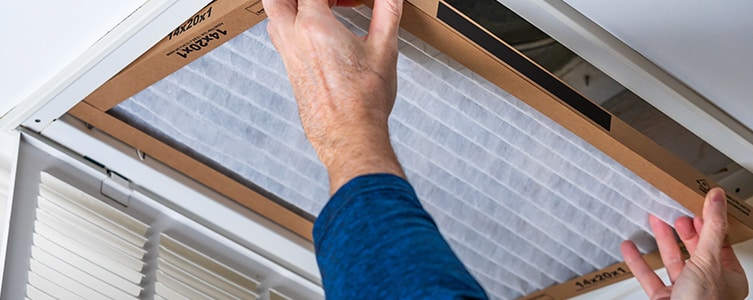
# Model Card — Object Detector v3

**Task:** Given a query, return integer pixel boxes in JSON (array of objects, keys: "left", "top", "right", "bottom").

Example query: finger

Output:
[
  {"left": 264, "top": 0, "right": 298, "bottom": 53},
  {"left": 695, "top": 187, "right": 728, "bottom": 260},
  {"left": 621, "top": 240, "right": 665, "bottom": 296},
  {"left": 263, "top": 0, "right": 298, "bottom": 26},
  {"left": 675, "top": 215, "right": 698, "bottom": 255},
  {"left": 367, "top": 0, "right": 404, "bottom": 48},
  {"left": 299, "top": 0, "right": 333, "bottom": 13},
  {"left": 649, "top": 215, "right": 684, "bottom": 282},
  {"left": 694, "top": 215, "right": 703, "bottom": 234}
]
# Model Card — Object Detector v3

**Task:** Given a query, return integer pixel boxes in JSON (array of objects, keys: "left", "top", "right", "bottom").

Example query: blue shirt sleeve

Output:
[{"left": 313, "top": 174, "right": 489, "bottom": 299}]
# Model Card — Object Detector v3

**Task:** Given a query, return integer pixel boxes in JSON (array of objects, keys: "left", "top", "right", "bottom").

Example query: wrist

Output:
[{"left": 314, "top": 126, "right": 404, "bottom": 194}]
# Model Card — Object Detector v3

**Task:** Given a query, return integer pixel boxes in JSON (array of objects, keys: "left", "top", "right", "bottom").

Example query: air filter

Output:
[{"left": 103, "top": 8, "right": 693, "bottom": 299}]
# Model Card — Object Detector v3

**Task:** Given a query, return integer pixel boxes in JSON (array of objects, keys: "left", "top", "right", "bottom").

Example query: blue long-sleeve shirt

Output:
[{"left": 313, "top": 174, "right": 489, "bottom": 299}]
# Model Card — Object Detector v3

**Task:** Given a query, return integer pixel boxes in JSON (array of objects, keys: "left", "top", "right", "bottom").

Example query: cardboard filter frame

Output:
[{"left": 67, "top": 0, "right": 753, "bottom": 299}]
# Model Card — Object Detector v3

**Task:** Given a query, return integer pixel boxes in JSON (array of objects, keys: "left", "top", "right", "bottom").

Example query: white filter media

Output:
[{"left": 111, "top": 7, "right": 692, "bottom": 299}]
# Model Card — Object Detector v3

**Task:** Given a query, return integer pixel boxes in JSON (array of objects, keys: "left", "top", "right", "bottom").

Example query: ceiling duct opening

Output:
[
  {"left": 100, "top": 6, "right": 698, "bottom": 299},
  {"left": 449, "top": 0, "right": 752, "bottom": 201},
  {"left": 63, "top": 1, "right": 753, "bottom": 298}
]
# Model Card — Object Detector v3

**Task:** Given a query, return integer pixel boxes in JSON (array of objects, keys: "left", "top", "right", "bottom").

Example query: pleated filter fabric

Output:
[{"left": 110, "top": 7, "right": 692, "bottom": 299}]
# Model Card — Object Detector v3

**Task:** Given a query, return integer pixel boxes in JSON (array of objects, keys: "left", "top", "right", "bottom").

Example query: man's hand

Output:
[
  {"left": 621, "top": 188, "right": 748, "bottom": 299},
  {"left": 263, "top": 0, "right": 405, "bottom": 194}
]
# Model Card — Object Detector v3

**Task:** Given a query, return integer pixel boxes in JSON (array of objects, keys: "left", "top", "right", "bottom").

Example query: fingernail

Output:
[{"left": 710, "top": 188, "right": 725, "bottom": 204}]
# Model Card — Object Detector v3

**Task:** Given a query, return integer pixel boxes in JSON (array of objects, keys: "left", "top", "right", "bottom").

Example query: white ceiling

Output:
[
  {"left": 0, "top": 0, "right": 147, "bottom": 118},
  {"left": 3, "top": 1, "right": 753, "bottom": 299},
  {"left": 564, "top": 0, "right": 753, "bottom": 132}
]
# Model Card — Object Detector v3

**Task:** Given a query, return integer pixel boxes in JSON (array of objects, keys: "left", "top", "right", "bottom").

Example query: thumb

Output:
[
  {"left": 263, "top": 0, "right": 298, "bottom": 27},
  {"left": 367, "top": 0, "right": 403, "bottom": 48},
  {"left": 695, "top": 187, "right": 728, "bottom": 260},
  {"left": 298, "top": 0, "right": 334, "bottom": 14}
]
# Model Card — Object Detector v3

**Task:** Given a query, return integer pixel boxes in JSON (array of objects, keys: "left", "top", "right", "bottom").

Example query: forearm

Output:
[
  {"left": 259, "top": 0, "right": 486, "bottom": 296},
  {"left": 314, "top": 174, "right": 488, "bottom": 299}
]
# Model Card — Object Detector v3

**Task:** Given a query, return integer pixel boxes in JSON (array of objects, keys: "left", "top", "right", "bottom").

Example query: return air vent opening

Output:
[
  {"left": 444, "top": 0, "right": 751, "bottom": 186},
  {"left": 105, "top": 7, "right": 696, "bottom": 298}
]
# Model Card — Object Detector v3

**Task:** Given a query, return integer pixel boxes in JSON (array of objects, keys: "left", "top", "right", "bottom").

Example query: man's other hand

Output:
[{"left": 621, "top": 188, "right": 748, "bottom": 299}]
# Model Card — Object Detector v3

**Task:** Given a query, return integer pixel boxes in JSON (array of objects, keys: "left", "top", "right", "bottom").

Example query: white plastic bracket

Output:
[{"left": 101, "top": 171, "right": 132, "bottom": 206}]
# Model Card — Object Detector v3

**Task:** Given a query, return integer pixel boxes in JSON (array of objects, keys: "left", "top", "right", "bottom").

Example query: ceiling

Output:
[
  {"left": 3, "top": 1, "right": 753, "bottom": 299},
  {"left": 0, "top": 0, "right": 147, "bottom": 118}
]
